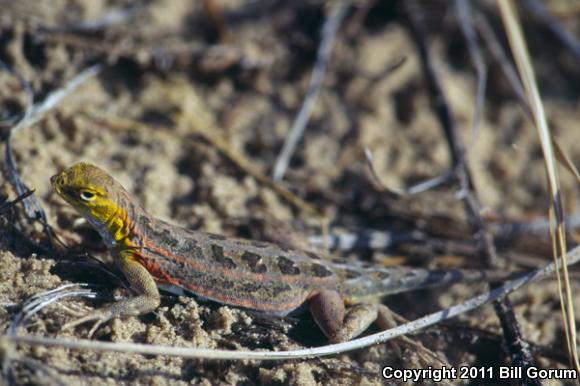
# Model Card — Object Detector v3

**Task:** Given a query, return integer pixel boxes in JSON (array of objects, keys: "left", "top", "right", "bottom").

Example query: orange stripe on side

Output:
[
  {"left": 118, "top": 217, "right": 328, "bottom": 312},
  {"left": 131, "top": 247, "right": 307, "bottom": 313}
]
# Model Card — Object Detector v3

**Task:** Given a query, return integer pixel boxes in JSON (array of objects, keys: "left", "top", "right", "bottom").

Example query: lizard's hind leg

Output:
[{"left": 309, "top": 290, "right": 378, "bottom": 343}]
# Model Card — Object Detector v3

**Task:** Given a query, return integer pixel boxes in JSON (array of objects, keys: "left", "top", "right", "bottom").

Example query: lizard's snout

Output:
[{"left": 50, "top": 172, "right": 66, "bottom": 190}]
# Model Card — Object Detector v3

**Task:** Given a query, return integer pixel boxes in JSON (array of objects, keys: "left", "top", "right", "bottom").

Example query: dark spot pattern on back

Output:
[
  {"left": 160, "top": 228, "right": 179, "bottom": 248},
  {"left": 183, "top": 238, "right": 197, "bottom": 250},
  {"left": 277, "top": 256, "right": 300, "bottom": 275},
  {"left": 241, "top": 251, "right": 266, "bottom": 273},
  {"left": 190, "top": 245, "right": 205, "bottom": 260},
  {"left": 211, "top": 244, "right": 237, "bottom": 269},
  {"left": 305, "top": 251, "right": 321, "bottom": 260},
  {"left": 311, "top": 263, "right": 333, "bottom": 278}
]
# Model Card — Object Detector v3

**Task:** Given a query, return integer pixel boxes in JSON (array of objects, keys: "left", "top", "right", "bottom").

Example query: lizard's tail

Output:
[{"left": 340, "top": 265, "right": 522, "bottom": 301}]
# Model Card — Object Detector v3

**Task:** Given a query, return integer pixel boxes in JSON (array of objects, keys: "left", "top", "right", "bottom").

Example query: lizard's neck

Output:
[{"left": 86, "top": 194, "right": 140, "bottom": 249}]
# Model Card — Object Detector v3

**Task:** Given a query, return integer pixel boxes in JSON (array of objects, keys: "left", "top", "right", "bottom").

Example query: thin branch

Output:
[
  {"left": 494, "top": 212, "right": 580, "bottom": 236},
  {"left": 454, "top": 0, "right": 488, "bottom": 144},
  {"left": 0, "top": 190, "right": 35, "bottom": 213},
  {"left": 11, "top": 64, "right": 101, "bottom": 135},
  {"left": 364, "top": 148, "right": 456, "bottom": 196},
  {"left": 494, "top": 297, "right": 539, "bottom": 386},
  {"left": 0, "top": 59, "right": 37, "bottom": 222},
  {"left": 522, "top": 0, "right": 580, "bottom": 60},
  {"left": 0, "top": 58, "right": 34, "bottom": 125},
  {"left": 475, "top": 14, "right": 530, "bottom": 113},
  {"left": 272, "top": 1, "right": 350, "bottom": 182},
  {"left": 5, "top": 140, "right": 49, "bottom": 226},
  {"left": 308, "top": 228, "right": 423, "bottom": 250}
]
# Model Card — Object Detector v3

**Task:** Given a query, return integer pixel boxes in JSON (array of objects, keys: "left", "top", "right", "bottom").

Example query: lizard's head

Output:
[{"left": 51, "top": 162, "right": 126, "bottom": 227}]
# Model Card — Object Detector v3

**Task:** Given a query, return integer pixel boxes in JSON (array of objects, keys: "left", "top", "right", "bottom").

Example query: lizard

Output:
[{"left": 51, "top": 162, "right": 512, "bottom": 342}]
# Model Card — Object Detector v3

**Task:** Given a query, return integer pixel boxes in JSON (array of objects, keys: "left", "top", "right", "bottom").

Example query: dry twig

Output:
[
  {"left": 454, "top": 0, "right": 487, "bottom": 144},
  {"left": 272, "top": 1, "right": 350, "bottom": 182},
  {"left": 522, "top": 0, "right": 580, "bottom": 60}
]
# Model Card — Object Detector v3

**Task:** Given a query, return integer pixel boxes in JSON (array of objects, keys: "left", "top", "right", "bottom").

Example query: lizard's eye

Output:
[{"left": 79, "top": 190, "right": 96, "bottom": 201}]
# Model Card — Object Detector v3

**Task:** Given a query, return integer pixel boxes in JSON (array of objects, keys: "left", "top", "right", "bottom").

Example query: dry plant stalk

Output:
[{"left": 496, "top": 0, "right": 578, "bottom": 371}]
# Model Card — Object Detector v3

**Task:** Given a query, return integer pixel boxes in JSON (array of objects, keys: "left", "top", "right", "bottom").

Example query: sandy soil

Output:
[{"left": 0, "top": 1, "right": 579, "bottom": 385}]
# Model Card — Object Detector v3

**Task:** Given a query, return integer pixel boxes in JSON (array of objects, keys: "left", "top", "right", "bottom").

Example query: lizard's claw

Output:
[{"left": 62, "top": 309, "right": 114, "bottom": 337}]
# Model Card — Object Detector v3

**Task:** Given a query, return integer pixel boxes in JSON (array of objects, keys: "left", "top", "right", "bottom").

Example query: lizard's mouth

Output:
[{"left": 50, "top": 172, "right": 78, "bottom": 206}]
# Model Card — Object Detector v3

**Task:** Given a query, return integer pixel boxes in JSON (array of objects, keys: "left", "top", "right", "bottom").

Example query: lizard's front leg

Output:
[
  {"left": 309, "top": 290, "right": 379, "bottom": 343},
  {"left": 63, "top": 250, "right": 161, "bottom": 336}
]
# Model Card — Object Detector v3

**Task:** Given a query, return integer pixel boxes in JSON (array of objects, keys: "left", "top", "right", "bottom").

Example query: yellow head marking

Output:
[{"left": 51, "top": 162, "right": 130, "bottom": 244}]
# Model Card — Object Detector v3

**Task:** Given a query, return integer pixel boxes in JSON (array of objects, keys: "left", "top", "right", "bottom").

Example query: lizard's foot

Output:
[
  {"left": 62, "top": 308, "right": 116, "bottom": 337},
  {"left": 376, "top": 304, "right": 398, "bottom": 330},
  {"left": 62, "top": 257, "right": 161, "bottom": 337},
  {"left": 62, "top": 291, "right": 161, "bottom": 337},
  {"left": 309, "top": 290, "right": 379, "bottom": 343}
]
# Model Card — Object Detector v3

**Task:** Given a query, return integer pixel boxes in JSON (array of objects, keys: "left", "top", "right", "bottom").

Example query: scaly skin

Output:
[{"left": 51, "top": 162, "right": 507, "bottom": 342}]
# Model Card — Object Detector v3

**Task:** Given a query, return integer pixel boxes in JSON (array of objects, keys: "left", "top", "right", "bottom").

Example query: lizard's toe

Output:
[{"left": 62, "top": 309, "right": 114, "bottom": 336}]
